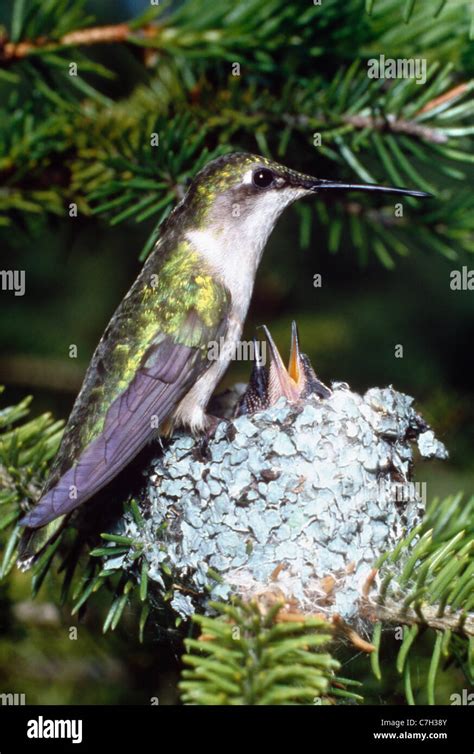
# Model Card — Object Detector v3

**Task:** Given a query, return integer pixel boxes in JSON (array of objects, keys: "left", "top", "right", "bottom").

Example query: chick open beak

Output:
[{"left": 264, "top": 324, "right": 302, "bottom": 404}]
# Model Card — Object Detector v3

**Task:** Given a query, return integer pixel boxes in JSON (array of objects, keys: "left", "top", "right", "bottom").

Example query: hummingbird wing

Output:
[{"left": 20, "top": 244, "right": 231, "bottom": 531}]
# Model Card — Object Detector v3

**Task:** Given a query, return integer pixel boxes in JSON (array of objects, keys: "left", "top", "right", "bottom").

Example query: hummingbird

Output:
[{"left": 18, "top": 152, "right": 429, "bottom": 566}]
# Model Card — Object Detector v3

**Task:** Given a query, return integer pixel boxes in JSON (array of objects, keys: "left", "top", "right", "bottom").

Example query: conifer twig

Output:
[
  {"left": 0, "top": 22, "right": 159, "bottom": 63},
  {"left": 371, "top": 601, "right": 474, "bottom": 636},
  {"left": 342, "top": 114, "right": 448, "bottom": 144}
]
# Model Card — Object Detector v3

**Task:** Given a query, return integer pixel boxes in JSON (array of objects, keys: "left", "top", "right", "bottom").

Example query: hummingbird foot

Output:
[
  {"left": 204, "top": 413, "right": 226, "bottom": 438},
  {"left": 236, "top": 321, "right": 331, "bottom": 417},
  {"left": 194, "top": 414, "right": 228, "bottom": 461}
]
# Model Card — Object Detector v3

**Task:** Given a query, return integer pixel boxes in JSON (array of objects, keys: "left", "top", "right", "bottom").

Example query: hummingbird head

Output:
[
  {"left": 182, "top": 152, "right": 430, "bottom": 299},
  {"left": 185, "top": 152, "right": 316, "bottom": 239},
  {"left": 188, "top": 151, "right": 429, "bottom": 224}
]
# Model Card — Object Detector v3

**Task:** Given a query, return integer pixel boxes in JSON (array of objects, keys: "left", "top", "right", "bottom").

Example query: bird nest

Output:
[{"left": 115, "top": 325, "right": 447, "bottom": 631}]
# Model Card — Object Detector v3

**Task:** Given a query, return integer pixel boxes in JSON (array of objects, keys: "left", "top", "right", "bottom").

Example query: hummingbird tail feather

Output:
[{"left": 17, "top": 515, "right": 67, "bottom": 570}]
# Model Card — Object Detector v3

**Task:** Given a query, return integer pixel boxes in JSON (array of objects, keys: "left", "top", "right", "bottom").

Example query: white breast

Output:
[{"left": 185, "top": 227, "right": 259, "bottom": 324}]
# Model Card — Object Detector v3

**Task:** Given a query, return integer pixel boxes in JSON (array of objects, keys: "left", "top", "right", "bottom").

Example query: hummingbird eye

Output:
[{"left": 252, "top": 168, "right": 275, "bottom": 189}]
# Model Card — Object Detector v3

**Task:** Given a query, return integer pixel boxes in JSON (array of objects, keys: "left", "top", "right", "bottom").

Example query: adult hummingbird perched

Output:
[{"left": 18, "top": 152, "right": 429, "bottom": 566}]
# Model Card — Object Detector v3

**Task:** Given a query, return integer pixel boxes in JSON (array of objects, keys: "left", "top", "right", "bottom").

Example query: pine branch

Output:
[
  {"left": 366, "top": 493, "right": 474, "bottom": 703},
  {"left": 180, "top": 600, "right": 340, "bottom": 705},
  {"left": 65, "top": 65, "right": 474, "bottom": 264},
  {"left": 365, "top": 493, "right": 474, "bottom": 636},
  {"left": 1, "top": 2, "right": 472, "bottom": 266},
  {"left": 368, "top": 0, "right": 472, "bottom": 58},
  {"left": 0, "top": 0, "right": 368, "bottom": 70},
  {"left": 0, "top": 387, "right": 63, "bottom": 578}
]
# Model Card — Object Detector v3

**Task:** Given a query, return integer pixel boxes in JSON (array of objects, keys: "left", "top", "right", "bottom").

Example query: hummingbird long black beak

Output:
[{"left": 306, "top": 178, "right": 431, "bottom": 199}]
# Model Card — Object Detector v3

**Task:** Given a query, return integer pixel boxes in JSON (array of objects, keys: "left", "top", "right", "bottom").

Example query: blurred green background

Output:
[{"left": 0, "top": 0, "right": 473, "bottom": 705}]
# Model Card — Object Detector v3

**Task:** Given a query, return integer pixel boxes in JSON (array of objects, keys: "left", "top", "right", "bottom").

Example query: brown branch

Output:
[
  {"left": 0, "top": 22, "right": 159, "bottom": 63},
  {"left": 61, "top": 24, "right": 133, "bottom": 47},
  {"left": 342, "top": 114, "right": 448, "bottom": 144},
  {"left": 282, "top": 111, "right": 448, "bottom": 145},
  {"left": 342, "top": 82, "right": 470, "bottom": 142},
  {"left": 361, "top": 569, "right": 474, "bottom": 635},
  {"left": 372, "top": 600, "right": 474, "bottom": 636}
]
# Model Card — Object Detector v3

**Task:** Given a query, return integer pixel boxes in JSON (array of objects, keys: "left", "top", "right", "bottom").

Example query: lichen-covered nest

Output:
[{"left": 118, "top": 382, "right": 447, "bottom": 624}]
